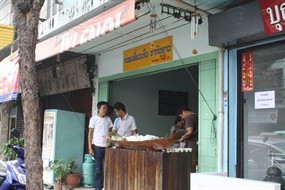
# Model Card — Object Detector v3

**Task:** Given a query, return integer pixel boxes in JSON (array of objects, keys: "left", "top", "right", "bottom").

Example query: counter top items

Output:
[{"left": 108, "top": 137, "right": 177, "bottom": 151}]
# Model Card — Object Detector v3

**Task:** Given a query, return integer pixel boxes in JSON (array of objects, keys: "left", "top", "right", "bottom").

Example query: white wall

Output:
[
  {"left": 191, "top": 173, "right": 280, "bottom": 190},
  {"left": 0, "top": 0, "right": 12, "bottom": 25}
]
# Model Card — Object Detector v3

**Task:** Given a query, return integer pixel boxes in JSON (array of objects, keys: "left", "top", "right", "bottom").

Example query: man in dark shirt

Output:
[{"left": 178, "top": 105, "right": 198, "bottom": 172}]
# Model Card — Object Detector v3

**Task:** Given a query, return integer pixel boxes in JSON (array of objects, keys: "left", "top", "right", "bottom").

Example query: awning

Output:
[
  {"left": 36, "top": 0, "right": 135, "bottom": 62},
  {"left": 0, "top": 52, "right": 20, "bottom": 103}
]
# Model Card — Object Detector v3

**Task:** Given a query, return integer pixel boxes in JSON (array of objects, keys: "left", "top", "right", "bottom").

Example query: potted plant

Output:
[
  {"left": 2, "top": 137, "right": 24, "bottom": 160},
  {"left": 48, "top": 159, "right": 70, "bottom": 190},
  {"left": 65, "top": 159, "right": 81, "bottom": 188}
]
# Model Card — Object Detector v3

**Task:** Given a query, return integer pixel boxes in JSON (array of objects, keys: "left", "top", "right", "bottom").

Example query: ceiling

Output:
[
  {"left": 69, "top": 0, "right": 252, "bottom": 55},
  {"left": 181, "top": 0, "right": 251, "bottom": 13}
]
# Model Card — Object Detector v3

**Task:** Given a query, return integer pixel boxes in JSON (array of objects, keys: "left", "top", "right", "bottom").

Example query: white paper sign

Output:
[{"left": 255, "top": 91, "right": 275, "bottom": 109}]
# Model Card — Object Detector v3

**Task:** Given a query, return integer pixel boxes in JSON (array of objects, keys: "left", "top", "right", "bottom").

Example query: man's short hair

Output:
[
  {"left": 114, "top": 102, "right": 126, "bottom": 112},
  {"left": 177, "top": 105, "right": 191, "bottom": 115},
  {"left": 97, "top": 101, "right": 109, "bottom": 109}
]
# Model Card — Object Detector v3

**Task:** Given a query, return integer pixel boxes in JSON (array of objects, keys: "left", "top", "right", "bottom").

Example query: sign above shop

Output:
[
  {"left": 36, "top": 0, "right": 135, "bottom": 62},
  {"left": 123, "top": 36, "right": 173, "bottom": 72},
  {"left": 259, "top": 0, "right": 285, "bottom": 35},
  {"left": 0, "top": 52, "right": 20, "bottom": 103}
]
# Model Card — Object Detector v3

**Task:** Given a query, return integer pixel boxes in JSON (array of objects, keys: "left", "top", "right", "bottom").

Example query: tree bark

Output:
[{"left": 12, "top": 0, "right": 45, "bottom": 189}]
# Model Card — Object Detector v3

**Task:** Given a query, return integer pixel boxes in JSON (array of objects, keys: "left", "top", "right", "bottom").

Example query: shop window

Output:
[
  {"left": 158, "top": 90, "right": 188, "bottom": 115},
  {"left": 241, "top": 41, "right": 285, "bottom": 181}
]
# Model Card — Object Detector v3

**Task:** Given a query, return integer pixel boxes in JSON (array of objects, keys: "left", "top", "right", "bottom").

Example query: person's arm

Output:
[
  {"left": 169, "top": 125, "right": 177, "bottom": 138},
  {"left": 180, "top": 127, "right": 193, "bottom": 141},
  {"left": 180, "top": 114, "right": 196, "bottom": 141},
  {"left": 112, "top": 128, "right": 119, "bottom": 135},
  {"left": 169, "top": 131, "right": 176, "bottom": 138},
  {"left": 88, "top": 128, "right": 94, "bottom": 156},
  {"left": 112, "top": 118, "right": 121, "bottom": 136},
  {"left": 130, "top": 116, "right": 138, "bottom": 135},
  {"left": 131, "top": 129, "right": 138, "bottom": 135}
]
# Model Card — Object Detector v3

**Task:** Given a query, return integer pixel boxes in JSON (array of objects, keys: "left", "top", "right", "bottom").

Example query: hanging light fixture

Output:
[
  {"left": 150, "top": 13, "right": 157, "bottom": 33},
  {"left": 191, "top": 12, "right": 199, "bottom": 40},
  {"left": 190, "top": 0, "right": 203, "bottom": 40},
  {"left": 160, "top": 3, "right": 203, "bottom": 39}
]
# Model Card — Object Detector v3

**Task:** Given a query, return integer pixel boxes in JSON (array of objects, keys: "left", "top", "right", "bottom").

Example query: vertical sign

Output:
[
  {"left": 241, "top": 52, "right": 254, "bottom": 92},
  {"left": 0, "top": 52, "right": 20, "bottom": 102},
  {"left": 260, "top": 0, "right": 285, "bottom": 35}
]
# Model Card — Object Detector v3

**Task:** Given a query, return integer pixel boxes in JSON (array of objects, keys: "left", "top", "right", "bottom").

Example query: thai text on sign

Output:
[
  {"left": 123, "top": 36, "right": 173, "bottom": 71},
  {"left": 260, "top": 0, "right": 285, "bottom": 34}
]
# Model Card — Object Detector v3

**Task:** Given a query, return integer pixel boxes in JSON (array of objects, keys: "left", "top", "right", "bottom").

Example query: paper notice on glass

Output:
[{"left": 255, "top": 91, "right": 275, "bottom": 109}]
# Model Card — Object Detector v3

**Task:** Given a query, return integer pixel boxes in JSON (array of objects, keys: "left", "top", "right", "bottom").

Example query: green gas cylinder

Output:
[{"left": 82, "top": 154, "right": 95, "bottom": 187}]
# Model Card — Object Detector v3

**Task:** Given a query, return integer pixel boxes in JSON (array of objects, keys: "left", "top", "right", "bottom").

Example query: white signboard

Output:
[{"left": 255, "top": 91, "right": 275, "bottom": 109}]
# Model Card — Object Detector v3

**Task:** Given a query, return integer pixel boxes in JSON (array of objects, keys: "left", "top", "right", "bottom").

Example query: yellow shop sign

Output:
[{"left": 123, "top": 36, "right": 173, "bottom": 71}]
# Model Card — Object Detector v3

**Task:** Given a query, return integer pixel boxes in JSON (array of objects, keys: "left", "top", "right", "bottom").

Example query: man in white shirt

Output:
[
  {"left": 112, "top": 102, "right": 137, "bottom": 137},
  {"left": 88, "top": 101, "right": 113, "bottom": 190}
]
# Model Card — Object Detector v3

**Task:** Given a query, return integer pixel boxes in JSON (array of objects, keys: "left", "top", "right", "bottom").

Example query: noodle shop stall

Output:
[{"left": 105, "top": 137, "right": 193, "bottom": 190}]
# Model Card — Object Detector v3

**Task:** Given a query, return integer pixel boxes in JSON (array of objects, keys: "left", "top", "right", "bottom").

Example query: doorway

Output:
[{"left": 109, "top": 65, "right": 199, "bottom": 137}]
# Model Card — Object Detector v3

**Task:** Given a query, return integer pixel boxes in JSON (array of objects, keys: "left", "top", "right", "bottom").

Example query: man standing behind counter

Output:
[
  {"left": 112, "top": 102, "right": 138, "bottom": 137},
  {"left": 178, "top": 105, "right": 198, "bottom": 172}
]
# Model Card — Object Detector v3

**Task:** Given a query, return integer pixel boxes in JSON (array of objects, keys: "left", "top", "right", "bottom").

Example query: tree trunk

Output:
[{"left": 12, "top": 0, "right": 45, "bottom": 189}]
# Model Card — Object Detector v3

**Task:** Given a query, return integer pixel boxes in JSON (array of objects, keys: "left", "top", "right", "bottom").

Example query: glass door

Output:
[{"left": 241, "top": 41, "right": 285, "bottom": 181}]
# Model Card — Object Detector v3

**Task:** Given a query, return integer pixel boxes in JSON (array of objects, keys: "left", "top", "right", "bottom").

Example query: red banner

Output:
[
  {"left": 36, "top": 0, "right": 135, "bottom": 62},
  {"left": 241, "top": 52, "right": 254, "bottom": 92},
  {"left": 0, "top": 52, "right": 20, "bottom": 102},
  {"left": 259, "top": 0, "right": 285, "bottom": 35}
]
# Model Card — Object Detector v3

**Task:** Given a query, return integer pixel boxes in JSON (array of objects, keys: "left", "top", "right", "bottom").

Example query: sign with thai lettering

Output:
[
  {"left": 0, "top": 52, "right": 20, "bottom": 103},
  {"left": 259, "top": 0, "right": 285, "bottom": 34},
  {"left": 123, "top": 36, "right": 173, "bottom": 72},
  {"left": 36, "top": 0, "right": 135, "bottom": 62},
  {"left": 241, "top": 52, "right": 254, "bottom": 92}
]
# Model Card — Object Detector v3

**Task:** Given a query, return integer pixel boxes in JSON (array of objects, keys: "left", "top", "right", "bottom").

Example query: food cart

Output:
[{"left": 105, "top": 138, "right": 193, "bottom": 190}]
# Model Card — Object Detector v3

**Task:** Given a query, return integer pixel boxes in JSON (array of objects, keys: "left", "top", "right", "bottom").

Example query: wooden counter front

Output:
[{"left": 105, "top": 148, "right": 192, "bottom": 190}]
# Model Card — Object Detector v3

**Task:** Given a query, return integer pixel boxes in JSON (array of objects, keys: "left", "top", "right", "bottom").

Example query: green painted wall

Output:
[
  {"left": 98, "top": 81, "right": 110, "bottom": 102},
  {"left": 198, "top": 59, "right": 218, "bottom": 172}
]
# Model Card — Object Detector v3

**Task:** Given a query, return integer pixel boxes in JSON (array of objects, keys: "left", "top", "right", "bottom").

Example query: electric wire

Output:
[
  {"left": 79, "top": 16, "right": 188, "bottom": 54},
  {"left": 147, "top": 2, "right": 217, "bottom": 119}
]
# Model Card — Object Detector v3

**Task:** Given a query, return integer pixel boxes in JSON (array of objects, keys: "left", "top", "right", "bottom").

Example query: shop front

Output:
[
  {"left": 209, "top": 0, "right": 285, "bottom": 182},
  {"left": 95, "top": 22, "right": 220, "bottom": 173}
]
